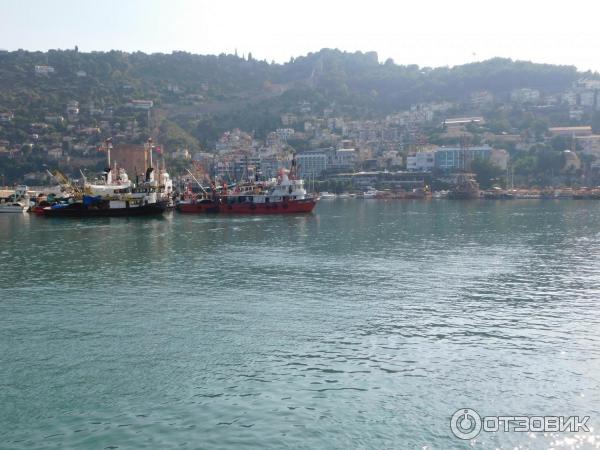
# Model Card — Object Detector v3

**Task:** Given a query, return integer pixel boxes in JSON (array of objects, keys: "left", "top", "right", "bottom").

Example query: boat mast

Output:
[
  {"left": 104, "top": 137, "right": 113, "bottom": 184},
  {"left": 147, "top": 138, "right": 153, "bottom": 169},
  {"left": 145, "top": 138, "right": 155, "bottom": 183},
  {"left": 104, "top": 137, "right": 112, "bottom": 167},
  {"left": 290, "top": 153, "right": 297, "bottom": 180},
  {"left": 212, "top": 153, "right": 217, "bottom": 188},
  {"left": 186, "top": 169, "right": 209, "bottom": 195}
]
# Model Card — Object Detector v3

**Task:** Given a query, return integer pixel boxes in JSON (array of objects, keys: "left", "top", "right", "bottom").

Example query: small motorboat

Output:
[
  {"left": 319, "top": 191, "right": 336, "bottom": 199},
  {"left": 362, "top": 187, "right": 378, "bottom": 199},
  {"left": 0, "top": 185, "right": 30, "bottom": 213}
]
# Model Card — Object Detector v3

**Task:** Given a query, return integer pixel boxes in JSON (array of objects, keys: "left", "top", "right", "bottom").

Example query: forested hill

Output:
[{"left": 0, "top": 48, "right": 591, "bottom": 145}]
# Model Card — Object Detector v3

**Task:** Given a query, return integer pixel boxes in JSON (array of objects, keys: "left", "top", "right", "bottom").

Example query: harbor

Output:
[
  {"left": 8, "top": 183, "right": 600, "bottom": 214},
  {"left": 3, "top": 5, "right": 600, "bottom": 447}
]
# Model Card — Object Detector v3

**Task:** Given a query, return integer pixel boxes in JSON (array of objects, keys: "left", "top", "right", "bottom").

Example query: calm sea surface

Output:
[{"left": 2, "top": 199, "right": 600, "bottom": 449}]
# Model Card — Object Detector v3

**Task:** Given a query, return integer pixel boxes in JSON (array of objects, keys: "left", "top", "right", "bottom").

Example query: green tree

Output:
[
  {"left": 471, "top": 158, "right": 503, "bottom": 189},
  {"left": 550, "top": 135, "right": 572, "bottom": 152},
  {"left": 531, "top": 144, "right": 564, "bottom": 175}
]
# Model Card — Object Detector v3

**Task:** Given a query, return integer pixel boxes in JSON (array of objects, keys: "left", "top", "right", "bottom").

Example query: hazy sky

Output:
[{"left": 2, "top": 0, "right": 599, "bottom": 71}]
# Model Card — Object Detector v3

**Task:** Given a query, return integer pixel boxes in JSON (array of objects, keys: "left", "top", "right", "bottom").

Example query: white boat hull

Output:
[{"left": 0, "top": 204, "right": 28, "bottom": 213}]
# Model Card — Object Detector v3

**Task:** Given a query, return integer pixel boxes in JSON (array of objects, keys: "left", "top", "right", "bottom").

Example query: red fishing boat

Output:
[{"left": 177, "top": 166, "right": 318, "bottom": 214}]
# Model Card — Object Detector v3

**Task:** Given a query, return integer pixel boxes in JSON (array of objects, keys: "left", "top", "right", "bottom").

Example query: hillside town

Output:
[{"left": 2, "top": 60, "right": 600, "bottom": 194}]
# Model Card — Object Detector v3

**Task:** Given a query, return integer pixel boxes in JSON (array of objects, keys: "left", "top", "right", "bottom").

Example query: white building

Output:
[
  {"left": 45, "top": 115, "right": 65, "bottom": 124},
  {"left": 406, "top": 151, "right": 435, "bottom": 171},
  {"left": 66, "top": 100, "right": 79, "bottom": 116},
  {"left": 0, "top": 112, "right": 14, "bottom": 123},
  {"left": 510, "top": 88, "right": 541, "bottom": 104},
  {"left": 281, "top": 113, "right": 298, "bottom": 126},
  {"left": 331, "top": 148, "right": 357, "bottom": 170},
  {"left": 275, "top": 128, "right": 295, "bottom": 141},
  {"left": 129, "top": 100, "right": 154, "bottom": 110},
  {"left": 561, "top": 91, "right": 578, "bottom": 106},
  {"left": 47, "top": 148, "right": 63, "bottom": 159},
  {"left": 577, "top": 79, "right": 600, "bottom": 90},
  {"left": 569, "top": 108, "right": 585, "bottom": 121},
  {"left": 444, "top": 116, "right": 485, "bottom": 127},
  {"left": 379, "top": 150, "right": 404, "bottom": 168},
  {"left": 576, "top": 135, "right": 600, "bottom": 158},
  {"left": 35, "top": 65, "right": 55, "bottom": 75},
  {"left": 296, "top": 152, "right": 328, "bottom": 178},
  {"left": 470, "top": 91, "right": 494, "bottom": 108},
  {"left": 579, "top": 91, "right": 596, "bottom": 108}
]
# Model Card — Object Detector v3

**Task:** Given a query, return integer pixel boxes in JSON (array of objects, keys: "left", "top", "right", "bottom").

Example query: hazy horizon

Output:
[{"left": 2, "top": 0, "right": 600, "bottom": 72}]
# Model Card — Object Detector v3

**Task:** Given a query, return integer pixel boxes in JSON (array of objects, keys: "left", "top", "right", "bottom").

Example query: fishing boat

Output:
[
  {"left": 0, "top": 185, "right": 30, "bottom": 213},
  {"left": 177, "top": 158, "right": 318, "bottom": 214},
  {"left": 36, "top": 196, "right": 168, "bottom": 217},
  {"left": 36, "top": 138, "right": 170, "bottom": 218}
]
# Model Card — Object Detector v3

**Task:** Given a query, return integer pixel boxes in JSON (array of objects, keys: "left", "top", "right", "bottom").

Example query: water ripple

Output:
[{"left": 1, "top": 201, "right": 600, "bottom": 449}]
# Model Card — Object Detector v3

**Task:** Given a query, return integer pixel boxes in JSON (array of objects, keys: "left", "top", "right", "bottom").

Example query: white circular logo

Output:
[{"left": 451, "top": 408, "right": 482, "bottom": 440}]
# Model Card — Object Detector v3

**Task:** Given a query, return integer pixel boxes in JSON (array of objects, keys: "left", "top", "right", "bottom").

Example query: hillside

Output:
[{"left": 0, "top": 48, "right": 589, "bottom": 148}]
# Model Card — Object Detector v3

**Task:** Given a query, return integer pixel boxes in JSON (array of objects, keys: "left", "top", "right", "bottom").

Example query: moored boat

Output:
[
  {"left": 362, "top": 187, "right": 378, "bottom": 198},
  {"left": 36, "top": 197, "right": 168, "bottom": 217},
  {"left": 177, "top": 158, "right": 318, "bottom": 214},
  {"left": 448, "top": 174, "right": 480, "bottom": 200},
  {"left": 0, "top": 185, "right": 31, "bottom": 213},
  {"left": 319, "top": 191, "right": 336, "bottom": 199},
  {"left": 37, "top": 138, "right": 170, "bottom": 218}
]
